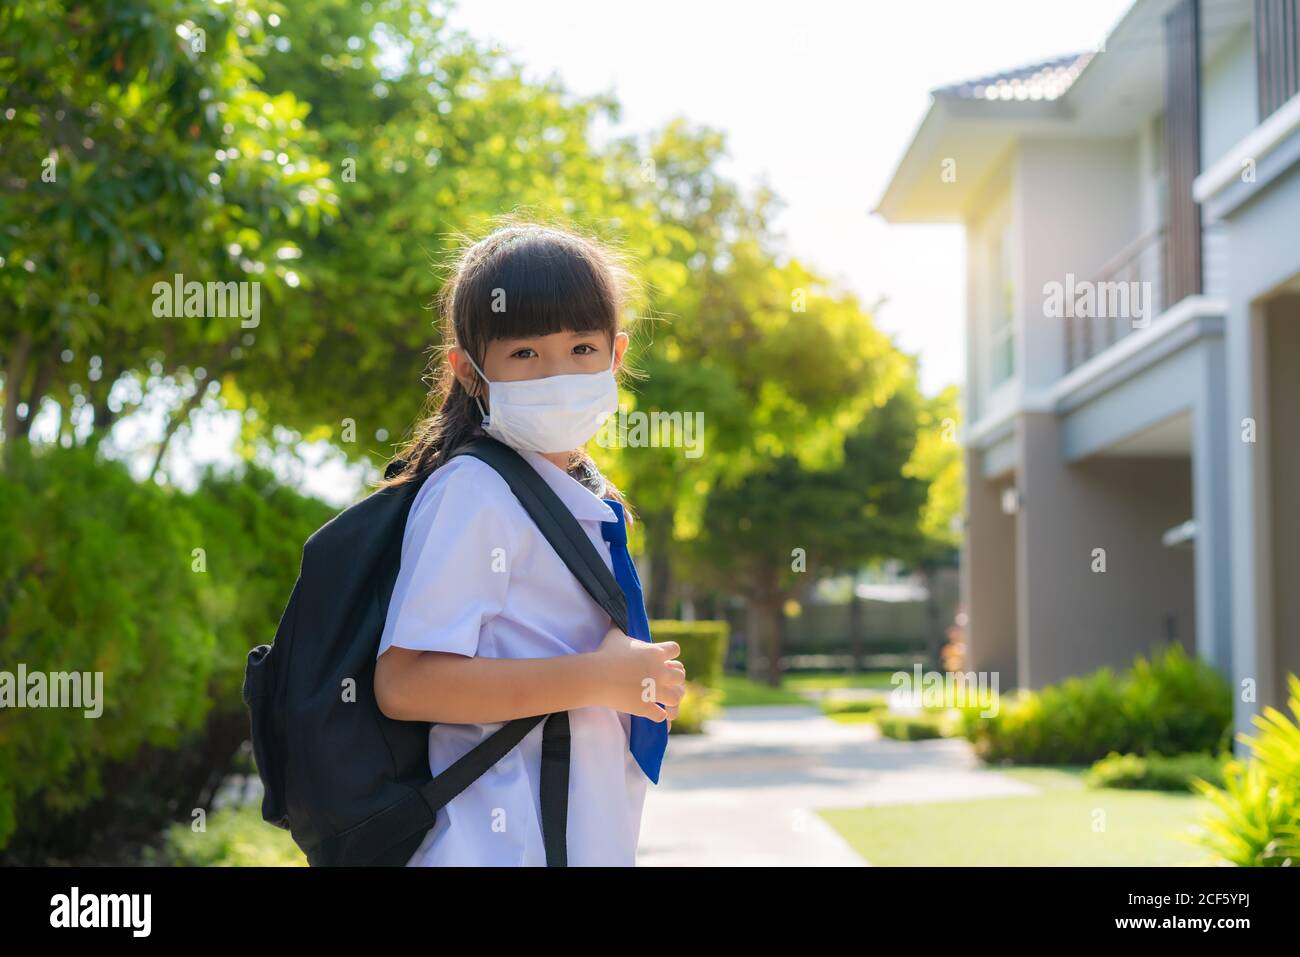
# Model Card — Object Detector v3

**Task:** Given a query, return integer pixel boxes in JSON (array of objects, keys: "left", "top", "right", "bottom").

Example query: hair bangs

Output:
[{"left": 458, "top": 229, "right": 619, "bottom": 349}]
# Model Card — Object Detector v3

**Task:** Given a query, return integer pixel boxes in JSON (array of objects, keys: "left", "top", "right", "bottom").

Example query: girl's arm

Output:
[{"left": 374, "top": 627, "right": 685, "bottom": 724}]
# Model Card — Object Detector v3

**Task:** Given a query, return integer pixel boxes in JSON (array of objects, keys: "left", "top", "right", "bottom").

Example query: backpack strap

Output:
[
  {"left": 454, "top": 438, "right": 630, "bottom": 633},
  {"left": 411, "top": 439, "right": 629, "bottom": 867}
]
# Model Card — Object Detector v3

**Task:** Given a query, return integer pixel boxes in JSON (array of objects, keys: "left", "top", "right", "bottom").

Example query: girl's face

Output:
[{"left": 451, "top": 329, "right": 628, "bottom": 391}]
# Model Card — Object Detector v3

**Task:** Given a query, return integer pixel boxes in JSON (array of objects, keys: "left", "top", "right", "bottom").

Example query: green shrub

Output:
[
  {"left": 1123, "top": 645, "right": 1235, "bottom": 756},
  {"left": 1191, "top": 674, "right": 1300, "bottom": 866},
  {"left": 0, "top": 446, "right": 333, "bottom": 861},
  {"left": 145, "top": 804, "right": 306, "bottom": 867},
  {"left": 670, "top": 682, "right": 720, "bottom": 735},
  {"left": 650, "top": 619, "right": 728, "bottom": 690},
  {"left": 0, "top": 446, "right": 216, "bottom": 854},
  {"left": 958, "top": 644, "right": 1231, "bottom": 765},
  {"left": 821, "top": 697, "right": 887, "bottom": 716},
  {"left": 876, "top": 712, "right": 946, "bottom": 741},
  {"left": 1086, "top": 751, "right": 1228, "bottom": 791},
  {"left": 174, "top": 466, "right": 335, "bottom": 708}
]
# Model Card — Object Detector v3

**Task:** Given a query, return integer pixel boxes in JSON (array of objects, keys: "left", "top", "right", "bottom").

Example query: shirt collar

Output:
[{"left": 517, "top": 449, "right": 618, "bottom": 524}]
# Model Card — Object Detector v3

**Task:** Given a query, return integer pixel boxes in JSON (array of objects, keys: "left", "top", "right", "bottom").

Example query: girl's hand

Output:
[{"left": 588, "top": 626, "right": 686, "bottom": 721}]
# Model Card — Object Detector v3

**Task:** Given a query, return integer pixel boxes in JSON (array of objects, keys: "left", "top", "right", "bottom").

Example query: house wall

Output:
[
  {"left": 1016, "top": 412, "right": 1197, "bottom": 688},
  {"left": 1201, "top": 22, "right": 1257, "bottom": 169},
  {"left": 1136, "top": 115, "right": 1160, "bottom": 235},
  {"left": 1200, "top": 20, "right": 1257, "bottom": 301},
  {"left": 961, "top": 449, "right": 1018, "bottom": 684},
  {"left": 1016, "top": 138, "right": 1142, "bottom": 389},
  {"left": 1053, "top": 324, "right": 1232, "bottom": 677},
  {"left": 965, "top": 173, "right": 1016, "bottom": 426}
]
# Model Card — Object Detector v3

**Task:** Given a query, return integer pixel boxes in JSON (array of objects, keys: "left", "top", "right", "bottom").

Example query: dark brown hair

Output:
[{"left": 384, "top": 219, "right": 636, "bottom": 509}]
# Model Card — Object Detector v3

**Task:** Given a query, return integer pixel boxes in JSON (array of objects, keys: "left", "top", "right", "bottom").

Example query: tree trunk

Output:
[
  {"left": 88, "top": 364, "right": 126, "bottom": 443},
  {"left": 921, "top": 562, "right": 943, "bottom": 670},
  {"left": 848, "top": 591, "right": 863, "bottom": 673},
  {"left": 646, "top": 509, "right": 674, "bottom": 619},
  {"left": 745, "top": 598, "right": 764, "bottom": 682},
  {"left": 763, "top": 594, "right": 786, "bottom": 687},
  {"left": 16, "top": 352, "right": 55, "bottom": 440}
]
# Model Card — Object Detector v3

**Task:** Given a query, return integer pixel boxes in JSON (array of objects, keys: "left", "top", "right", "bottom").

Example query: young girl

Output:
[{"left": 373, "top": 223, "right": 685, "bottom": 866}]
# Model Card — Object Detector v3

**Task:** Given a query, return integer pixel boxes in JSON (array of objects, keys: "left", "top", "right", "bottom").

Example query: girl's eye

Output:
[
  {"left": 572, "top": 343, "right": 596, "bottom": 355},
  {"left": 509, "top": 348, "right": 537, "bottom": 359}
]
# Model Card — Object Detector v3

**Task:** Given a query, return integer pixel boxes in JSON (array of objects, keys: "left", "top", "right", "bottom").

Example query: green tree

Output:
[
  {"left": 224, "top": 0, "right": 685, "bottom": 469},
  {"left": 0, "top": 0, "right": 335, "bottom": 466},
  {"left": 901, "top": 383, "right": 964, "bottom": 666},
  {"left": 904, "top": 383, "right": 963, "bottom": 557},
  {"left": 602, "top": 124, "right": 912, "bottom": 614},
  {"left": 693, "top": 382, "right": 930, "bottom": 685}
]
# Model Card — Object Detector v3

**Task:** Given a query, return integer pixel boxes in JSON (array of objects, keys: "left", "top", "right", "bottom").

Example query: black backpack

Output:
[{"left": 242, "top": 438, "right": 630, "bottom": 866}]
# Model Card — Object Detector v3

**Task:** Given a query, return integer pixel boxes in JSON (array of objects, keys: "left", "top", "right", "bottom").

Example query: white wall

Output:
[
  {"left": 1199, "top": 22, "right": 1256, "bottom": 303},
  {"left": 1136, "top": 112, "right": 1166, "bottom": 240},
  {"left": 1201, "top": 23, "right": 1257, "bottom": 171},
  {"left": 965, "top": 171, "right": 1015, "bottom": 426},
  {"left": 1016, "top": 138, "right": 1142, "bottom": 389}
]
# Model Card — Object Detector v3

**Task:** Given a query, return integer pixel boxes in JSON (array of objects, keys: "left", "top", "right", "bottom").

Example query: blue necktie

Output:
[{"left": 600, "top": 498, "right": 668, "bottom": 784}]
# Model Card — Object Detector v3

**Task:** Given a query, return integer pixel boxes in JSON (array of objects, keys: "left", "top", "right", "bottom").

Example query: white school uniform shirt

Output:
[{"left": 376, "top": 447, "right": 649, "bottom": 866}]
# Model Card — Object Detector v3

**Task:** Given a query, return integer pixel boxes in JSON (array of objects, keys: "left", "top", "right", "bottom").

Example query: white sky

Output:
[{"left": 446, "top": 0, "right": 1134, "bottom": 394}]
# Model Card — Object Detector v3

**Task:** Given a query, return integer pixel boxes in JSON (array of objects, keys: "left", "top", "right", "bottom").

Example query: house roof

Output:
[
  {"left": 874, "top": 0, "right": 1254, "bottom": 223},
  {"left": 932, "top": 52, "right": 1095, "bottom": 103},
  {"left": 872, "top": 49, "right": 1108, "bottom": 224}
]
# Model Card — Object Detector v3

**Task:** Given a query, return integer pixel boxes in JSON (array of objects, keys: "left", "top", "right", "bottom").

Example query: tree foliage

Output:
[
  {"left": 0, "top": 0, "right": 963, "bottom": 848},
  {"left": 0, "top": 0, "right": 335, "bottom": 459}
]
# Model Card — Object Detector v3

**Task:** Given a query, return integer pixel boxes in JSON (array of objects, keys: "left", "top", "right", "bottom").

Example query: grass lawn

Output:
[
  {"left": 784, "top": 670, "right": 901, "bottom": 692},
  {"left": 719, "top": 671, "right": 901, "bottom": 707},
  {"left": 718, "top": 674, "right": 808, "bottom": 706},
  {"left": 820, "top": 765, "right": 1215, "bottom": 866}
]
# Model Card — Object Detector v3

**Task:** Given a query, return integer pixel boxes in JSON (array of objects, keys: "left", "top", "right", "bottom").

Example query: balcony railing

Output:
[{"left": 1064, "top": 226, "right": 1167, "bottom": 372}]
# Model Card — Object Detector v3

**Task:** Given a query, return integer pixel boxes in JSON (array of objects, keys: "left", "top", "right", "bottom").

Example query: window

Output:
[{"left": 988, "top": 223, "right": 1016, "bottom": 386}]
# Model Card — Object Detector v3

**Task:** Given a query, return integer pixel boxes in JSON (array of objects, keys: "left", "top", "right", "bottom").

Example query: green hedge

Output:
[
  {"left": 650, "top": 619, "right": 728, "bottom": 690},
  {"left": 958, "top": 644, "right": 1232, "bottom": 765},
  {"left": 821, "top": 697, "right": 887, "bottom": 716},
  {"left": 0, "top": 445, "right": 214, "bottom": 854},
  {"left": 876, "top": 712, "right": 946, "bottom": 741},
  {"left": 1086, "top": 751, "right": 1228, "bottom": 791},
  {"left": 0, "top": 445, "right": 332, "bottom": 861},
  {"left": 670, "top": 683, "right": 720, "bottom": 735}
]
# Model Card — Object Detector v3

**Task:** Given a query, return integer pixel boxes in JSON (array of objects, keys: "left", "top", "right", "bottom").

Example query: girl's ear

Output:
[
  {"left": 448, "top": 346, "right": 481, "bottom": 396},
  {"left": 612, "top": 331, "right": 630, "bottom": 372}
]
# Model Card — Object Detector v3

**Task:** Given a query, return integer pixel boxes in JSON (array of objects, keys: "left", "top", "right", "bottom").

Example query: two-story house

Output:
[{"left": 876, "top": 0, "right": 1300, "bottom": 745}]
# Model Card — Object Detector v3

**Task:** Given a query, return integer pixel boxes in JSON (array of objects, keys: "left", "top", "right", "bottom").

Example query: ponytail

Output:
[{"left": 381, "top": 363, "right": 482, "bottom": 487}]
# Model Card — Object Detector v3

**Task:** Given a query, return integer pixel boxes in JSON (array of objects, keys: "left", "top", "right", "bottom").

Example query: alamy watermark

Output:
[
  {"left": 0, "top": 664, "right": 103, "bottom": 718},
  {"left": 1043, "top": 273, "right": 1153, "bottom": 329},
  {"left": 152, "top": 273, "right": 260, "bottom": 328},
  {"left": 889, "top": 665, "right": 999, "bottom": 718},
  {"left": 50, "top": 887, "right": 150, "bottom": 937},
  {"left": 595, "top": 410, "right": 704, "bottom": 459}
]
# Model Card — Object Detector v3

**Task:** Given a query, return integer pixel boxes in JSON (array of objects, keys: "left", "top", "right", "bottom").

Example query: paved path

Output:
[{"left": 637, "top": 705, "right": 1038, "bottom": 866}]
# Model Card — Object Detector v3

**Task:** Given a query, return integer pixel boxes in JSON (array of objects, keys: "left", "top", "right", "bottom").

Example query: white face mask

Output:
[{"left": 463, "top": 347, "right": 618, "bottom": 454}]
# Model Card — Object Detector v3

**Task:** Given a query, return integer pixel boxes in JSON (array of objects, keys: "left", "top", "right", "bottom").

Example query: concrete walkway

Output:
[{"left": 637, "top": 705, "right": 1038, "bottom": 866}]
